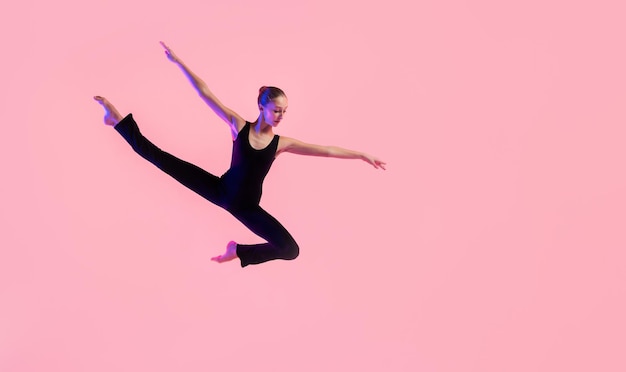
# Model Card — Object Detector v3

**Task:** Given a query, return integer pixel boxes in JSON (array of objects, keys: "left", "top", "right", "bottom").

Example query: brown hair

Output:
[{"left": 258, "top": 86, "right": 286, "bottom": 107}]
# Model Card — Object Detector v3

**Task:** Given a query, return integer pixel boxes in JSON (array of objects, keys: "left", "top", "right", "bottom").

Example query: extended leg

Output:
[{"left": 95, "top": 97, "right": 226, "bottom": 206}]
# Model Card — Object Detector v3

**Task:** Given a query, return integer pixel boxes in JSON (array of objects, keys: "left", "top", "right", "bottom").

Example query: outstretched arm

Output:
[
  {"left": 280, "top": 137, "right": 386, "bottom": 170},
  {"left": 159, "top": 41, "right": 245, "bottom": 138}
]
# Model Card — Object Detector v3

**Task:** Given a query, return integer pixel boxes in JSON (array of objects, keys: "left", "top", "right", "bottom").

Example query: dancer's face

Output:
[{"left": 260, "top": 96, "right": 288, "bottom": 127}]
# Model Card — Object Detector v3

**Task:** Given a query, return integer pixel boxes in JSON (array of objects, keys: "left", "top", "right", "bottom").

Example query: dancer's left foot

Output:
[
  {"left": 93, "top": 96, "right": 123, "bottom": 127},
  {"left": 211, "top": 241, "right": 238, "bottom": 263}
]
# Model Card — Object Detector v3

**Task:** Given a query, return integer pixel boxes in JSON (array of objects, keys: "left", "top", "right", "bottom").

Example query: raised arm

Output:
[
  {"left": 160, "top": 41, "right": 245, "bottom": 138},
  {"left": 279, "top": 137, "right": 386, "bottom": 170}
]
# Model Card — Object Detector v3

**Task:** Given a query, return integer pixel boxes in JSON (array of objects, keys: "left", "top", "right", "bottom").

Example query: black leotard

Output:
[
  {"left": 220, "top": 122, "right": 279, "bottom": 209},
  {"left": 114, "top": 114, "right": 299, "bottom": 267}
]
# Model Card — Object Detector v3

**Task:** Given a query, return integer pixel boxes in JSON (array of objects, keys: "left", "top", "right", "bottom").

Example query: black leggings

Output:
[{"left": 114, "top": 114, "right": 299, "bottom": 267}]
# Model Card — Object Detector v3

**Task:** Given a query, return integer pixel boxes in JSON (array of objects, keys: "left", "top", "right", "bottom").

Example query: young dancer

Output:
[{"left": 94, "top": 41, "right": 386, "bottom": 267}]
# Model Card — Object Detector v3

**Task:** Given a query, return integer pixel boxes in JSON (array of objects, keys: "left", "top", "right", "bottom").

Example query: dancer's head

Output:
[{"left": 258, "top": 86, "right": 288, "bottom": 126}]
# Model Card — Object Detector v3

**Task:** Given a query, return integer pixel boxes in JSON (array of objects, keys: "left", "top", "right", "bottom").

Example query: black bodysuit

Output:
[
  {"left": 114, "top": 114, "right": 299, "bottom": 267},
  {"left": 220, "top": 119, "right": 279, "bottom": 209}
]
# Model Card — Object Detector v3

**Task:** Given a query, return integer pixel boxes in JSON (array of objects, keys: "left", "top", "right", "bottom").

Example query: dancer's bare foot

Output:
[
  {"left": 211, "top": 241, "right": 238, "bottom": 263},
  {"left": 93, "top": 96, "right": 123, "bottom": 127}
]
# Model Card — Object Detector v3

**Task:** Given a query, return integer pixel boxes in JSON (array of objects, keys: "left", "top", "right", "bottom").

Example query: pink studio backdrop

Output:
[{"left": 1, "top": 0, "right": 625, "bottom": 371}]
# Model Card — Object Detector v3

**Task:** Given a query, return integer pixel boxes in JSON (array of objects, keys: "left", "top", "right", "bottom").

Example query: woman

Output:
[{"left": 94, "top": 41, "right": 386, "bottom": 268}]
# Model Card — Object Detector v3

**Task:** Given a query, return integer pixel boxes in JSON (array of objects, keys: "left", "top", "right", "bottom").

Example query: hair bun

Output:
[{"left": 257, "top": 86, "right": 286, "bottom": 106}]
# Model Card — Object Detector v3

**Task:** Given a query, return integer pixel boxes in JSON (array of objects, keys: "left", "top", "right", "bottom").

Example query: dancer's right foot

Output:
[
  {"left": 211, "top": 241, "right": 239, "bottom": 264},
  {"left": 94, "top": 96, "right": 123, "bottom": 127}
]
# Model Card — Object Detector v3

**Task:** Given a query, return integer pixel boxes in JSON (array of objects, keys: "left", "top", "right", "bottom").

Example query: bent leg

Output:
[
  {"left": 115, "top": 113, "right": 225, "bottom": 206},
  {"left": 230, "top": 206, "right": 299, "bottom": 267}
]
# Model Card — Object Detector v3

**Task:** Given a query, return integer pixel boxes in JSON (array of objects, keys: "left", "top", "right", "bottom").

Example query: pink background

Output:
[{"left": 2, "top": 0, "right": 625, "bottom": 371}]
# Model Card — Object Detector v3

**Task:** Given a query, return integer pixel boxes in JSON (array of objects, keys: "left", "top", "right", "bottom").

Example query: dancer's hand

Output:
[
  {"left": 160, "top": 41, "right": 180, "bottom": 64},
  {"left": 363, "top": 154, "right": 387, "bottom": 170}
]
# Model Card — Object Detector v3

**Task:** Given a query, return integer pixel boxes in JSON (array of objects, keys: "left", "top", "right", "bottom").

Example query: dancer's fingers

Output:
[
  {"left": 367, "top": 155, "right": 385, "bottom": 169},
  {"left": 161, "top": 41, "right": 174, "bottom": 54},
  {"left": 160, "top": 42, "right": 178, "bottom": 62}
]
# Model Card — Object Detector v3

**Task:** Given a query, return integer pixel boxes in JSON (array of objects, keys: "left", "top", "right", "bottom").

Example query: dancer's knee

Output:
[{"left": 283, "top": 240, "right": 299, "bottom": 260}]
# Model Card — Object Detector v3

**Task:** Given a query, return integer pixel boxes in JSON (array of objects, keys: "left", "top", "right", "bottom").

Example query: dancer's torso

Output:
[{"left": 220, "top": 122, "right": 279, "bottom": 207}]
